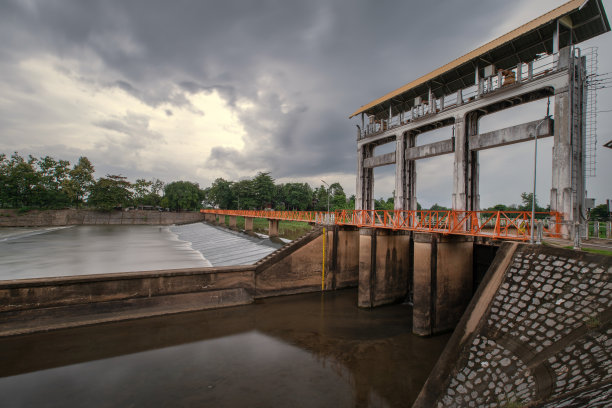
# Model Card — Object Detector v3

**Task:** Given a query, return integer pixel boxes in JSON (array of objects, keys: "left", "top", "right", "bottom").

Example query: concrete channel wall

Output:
[
  {"left": 0, "top": 209, "right": 205, "bottom": 226},
  {"left": 0, "top": 225, "right": 361, "bottom": 337},
  {"left": 413, "top": 243, "right": 612, "bottom": 408}
]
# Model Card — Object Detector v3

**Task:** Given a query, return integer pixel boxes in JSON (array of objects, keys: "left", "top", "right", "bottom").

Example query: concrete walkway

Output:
[{"left": 171, "top": 222, "right": 282, "bottom": 266}]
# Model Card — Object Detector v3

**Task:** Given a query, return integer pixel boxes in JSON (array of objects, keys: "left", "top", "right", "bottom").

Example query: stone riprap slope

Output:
[{"left": 415, "top": 244, "right": 611, "bottom": 408}]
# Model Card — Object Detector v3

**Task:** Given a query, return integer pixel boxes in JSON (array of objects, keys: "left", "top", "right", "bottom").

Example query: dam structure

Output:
[{"left": 0, "top": 1, "right": 610, "bottom": 407}]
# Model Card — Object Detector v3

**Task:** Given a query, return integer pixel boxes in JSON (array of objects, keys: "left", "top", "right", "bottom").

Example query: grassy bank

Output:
[{"left": 221, "top": 216, "right": 312, "bottom": 240}]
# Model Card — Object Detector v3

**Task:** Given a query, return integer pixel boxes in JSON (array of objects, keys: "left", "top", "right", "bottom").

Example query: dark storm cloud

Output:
[
  {"left": 0, "top": 0, "right": 506, "bottom": 183},
  {"left": 3, "top": 0, "right": 610, "bottom": 205}
]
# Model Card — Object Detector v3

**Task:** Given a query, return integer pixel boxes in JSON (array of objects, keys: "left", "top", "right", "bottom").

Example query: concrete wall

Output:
[
  {"left": 0, "top": 267, "right": 255, "bottom": 313},
  {"left": 358, "top": 228, "right": 411, "bottom": 308},
  {"left": 255, "top": 226, "right": 359, "bottom": 297},
  {"left": 0, "top": 225, "right": 361, "bottom": 336},
  {"left": 413, "top": 233, "right": 473, "bottom": 336},
  {"left": 0, "top": 209, "right": 205, "bottom": 227}
]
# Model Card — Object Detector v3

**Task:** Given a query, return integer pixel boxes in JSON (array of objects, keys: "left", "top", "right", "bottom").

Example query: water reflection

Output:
[{"left": 0, "top": 290, "right": 450, "bottom": 407}]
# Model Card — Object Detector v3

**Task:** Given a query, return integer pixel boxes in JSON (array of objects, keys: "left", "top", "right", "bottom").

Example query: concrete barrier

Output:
[
  {"left": 0, "top": 225, "right": 361, "bottom": 336},
  {"left": 0, "top": 209, "right": 205, "bottom": 227}
]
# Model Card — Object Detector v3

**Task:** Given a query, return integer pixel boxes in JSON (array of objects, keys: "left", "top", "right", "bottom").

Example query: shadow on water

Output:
[{"left": 0, "top": 290, "right": 450, "bottom": 407}]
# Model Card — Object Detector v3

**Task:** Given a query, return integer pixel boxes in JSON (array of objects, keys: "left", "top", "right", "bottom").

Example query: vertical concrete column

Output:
[
  {"left": 606, "top": 222, "right": 611, "bottom": 239},
  {"left": 356, "top": 144, "right": 375, "bottom": 210},
  {"left": 228, "top": 216, "right": 237, "bottom": 228},
  {"left": 452, "top": 113, "right": 479, "bottom": 214},
  {"left": 244, "top": 217, "right": 254, "bottom": 231},
  {"left": 268, "top": 219, "right": 279, "bottom": 237},
  {"left": 358, "top": 228, "right": 411, "bottom": 308},
  {"left": 394, "top": 132, "right": 417, "bottom": 212},
  {"left": 413, "top": 233, "right": 473, "bottom": 336},
  {"left": 550, "top": 48, "right": 585, "bottom": 239}
]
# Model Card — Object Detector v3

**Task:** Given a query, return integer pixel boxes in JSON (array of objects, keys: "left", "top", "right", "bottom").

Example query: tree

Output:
[
  {"left": 208, "top": 178, "right": 234, "bottom": 209},
  {"left": 252, "top": 172, "right": 275, "bottom": 209},
  {"left": 66, "top": 157, "right": 95, "bottom": 207},
  {"left": 279, "top": 183, "right": 313, "bottom": 210},
  {"left": 231, "top": 179, "right": 256, "bottom": 209},
  {"left": 132, "top": 179, "right": 164, "bottom": 207},
  {"left": 88, "top": 175, "right": 132, "bottom": 211},
  {"left": 0, "top": 153, "right": 41, "bottom": 208},
  {"left": 329, "top": 182, "right": 348, "bottom": 210},
  {"left": 590, "top": 203, "right": 610, "bottom": 222},
  {"left": 429, "top": 203, "right": 450, "bottom": 211},
  {"left": 162, "top": 181, "right": 202, "bottom": 211}
]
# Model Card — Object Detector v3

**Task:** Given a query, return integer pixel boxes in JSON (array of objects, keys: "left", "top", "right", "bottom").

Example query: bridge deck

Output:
[{"left": 201, "top": 209, "right": 562, "bottom": 241}]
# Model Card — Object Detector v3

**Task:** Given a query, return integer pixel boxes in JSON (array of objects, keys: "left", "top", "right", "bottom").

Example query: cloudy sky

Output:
[{"left": 1, "top": 0, "right": 611, "bottom": 208}]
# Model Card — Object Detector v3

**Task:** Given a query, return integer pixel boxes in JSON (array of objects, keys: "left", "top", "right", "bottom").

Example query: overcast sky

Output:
[{"left": 1, "top": 0, "right": 611, "bottom": 208}]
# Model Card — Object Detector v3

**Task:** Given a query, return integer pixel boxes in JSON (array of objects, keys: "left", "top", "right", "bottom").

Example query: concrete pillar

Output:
[
  {"left": 356, "top": 144, "right": 375, "bottom": 210},
  {"left": 452, "top": 113, "right": 479, "bottom": 214},
  {"left": 394, "top": 132, "right": 417, "bottom": 212},
  {"left": 244, "top": 217, "right": 254, "bottom": 231},
  {"left": 550, "top": 47, "right": 586, "bottom": 239},
  {"left": 412, "top": 233, "right": 473, "bottom": 336},
  {"left": 607, "top": 222, "right": 611, "bottom": 239},
  {"left": 593, "top": 221, "right": 599, "bottom": 239},
  {"left": 229, "top": 215, "right": 237, "bottom": 228},
  {"left": 358, "top": 228, "right": 412, "bottom": 308},
  {"left": 268, "top": 219, "right": 279, "bottom": 237}
]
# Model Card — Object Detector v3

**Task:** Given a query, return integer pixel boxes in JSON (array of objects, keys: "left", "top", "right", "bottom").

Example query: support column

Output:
[
  {"left": 268, "top": 219, "right": 279, "bottom": 237},
  {"left": 229, "top": 216, "right": 237, "bottom": 228},
  {"left": 550, "top": 47, "right": 586, "bottom": 238},
  {"left": 244, "top": 217, "right": 253, "bottom": 231},
  {"left": 452, "top": 113, "right": 479, "bottom": 213},
  {"left": 358, "top": 228, "right": 411, "bottom": 308},
  {"left": 356, "top": 144, "right": 375, "bottom": 210},
  {"left": 412, "top": 233, "right": 473, "bottom": 336},
  {"left": 394, "top": 132, "right": 417, "bottom": 211}
]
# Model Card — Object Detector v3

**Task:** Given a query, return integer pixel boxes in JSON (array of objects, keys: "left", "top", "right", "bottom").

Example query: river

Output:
[
  {"left": 0, "top": 225, "right": 450, "bottom": 407},
  {"left": 0, "top": 290, "right": 450, "bottom": 407}
]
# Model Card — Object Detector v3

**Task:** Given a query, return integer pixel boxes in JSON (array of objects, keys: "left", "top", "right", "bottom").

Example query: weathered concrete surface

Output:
[
  {"left": 0, "top": 209, "right": 204, "bottom": 227},
  {"left": 406, "top": 138, "right": 454, "bottom": 160},
  {"left": 255, "top": 226, "right": 358, "bottom": 297},
  {"left": 413, "top": 233, "right": 474, "bottom": 336},
  {"left": 358, "top": 228, "right": 411, "bottom": 308},
  {"left": 244, "top": 217, "right": 253, "bottom": 231},
  {"left": 268, "top": 219, "right": 280, "bottom": 237},
  {"left": 0, "top": 225, "right": 360, "bottom": 336},
  {"left": 469, "top": 117, "right": 553, "bottom": 151},
  {"left": 414, "top": 244, "right": 612, "bottom": 408},
  {"left": 363, "top": 151, "right": 396, "bottom": 168}
]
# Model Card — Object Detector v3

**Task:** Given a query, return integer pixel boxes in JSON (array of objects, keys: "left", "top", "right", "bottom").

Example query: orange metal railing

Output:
[{"left": 201, "top": 209, "right": 562, "bottom": 241}]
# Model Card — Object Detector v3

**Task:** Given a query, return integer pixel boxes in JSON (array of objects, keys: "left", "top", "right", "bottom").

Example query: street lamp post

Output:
[
  {"left": 530, "top": 116, "right": 550, "bottom": 244},
  {"left": 321, "top": 180, "right": 330, "bottom": 223}
]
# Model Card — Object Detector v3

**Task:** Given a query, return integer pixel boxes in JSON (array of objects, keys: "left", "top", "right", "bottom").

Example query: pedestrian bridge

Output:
[{"left": 201, "top": 209, "right": 561, "bottom": 241}]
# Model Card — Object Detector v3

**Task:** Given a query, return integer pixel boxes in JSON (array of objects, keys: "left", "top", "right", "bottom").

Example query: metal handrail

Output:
[{"left": 202, "top": 209, "right": 563, "bottom": 241}]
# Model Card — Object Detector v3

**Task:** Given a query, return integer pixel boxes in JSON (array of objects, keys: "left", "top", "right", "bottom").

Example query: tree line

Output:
[
  {"left": 2, "top": 152, "right": 609, "bottom": 220},
  {"left": 0, "top": 152, "right": 201, "bottom": 211},
  {"left": 0, "top": 152, "right": 355, "bottom": 212}
]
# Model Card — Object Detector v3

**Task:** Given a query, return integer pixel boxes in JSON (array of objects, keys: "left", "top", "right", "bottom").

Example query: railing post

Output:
[
  {"left": 593, "top": 221, "right": 599, "bottom": 239},
  {"left": 573, "top": 222, "right": 581, "bottom": 250},
  {"left": 494, "top": 212, "right": 501, "bottom": 238},
  {"left": 607, "top": 222, "right": 611, "bottom": 239},
  {"left": 536, "top": 220, "right": 543, "bottom": 245}
]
